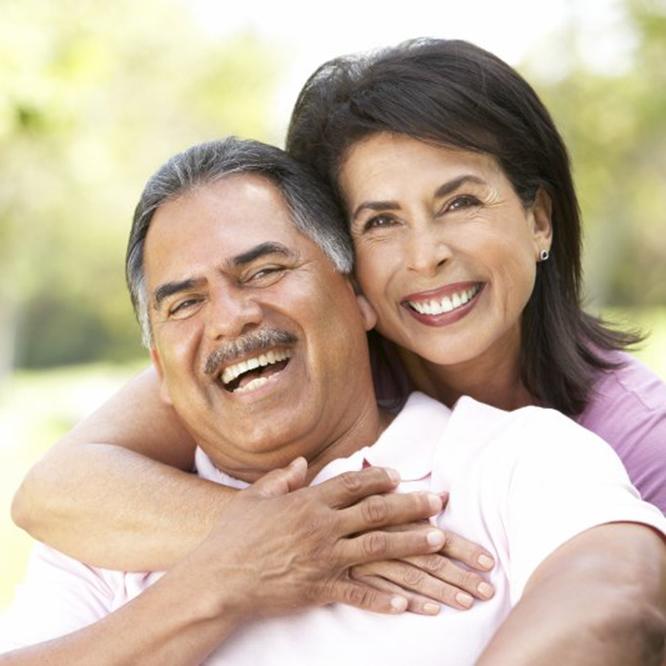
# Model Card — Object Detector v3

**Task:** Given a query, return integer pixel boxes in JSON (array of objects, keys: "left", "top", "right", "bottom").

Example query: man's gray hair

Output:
[{"left": 126, "top": 137, "right": 354, "bottom": 347}]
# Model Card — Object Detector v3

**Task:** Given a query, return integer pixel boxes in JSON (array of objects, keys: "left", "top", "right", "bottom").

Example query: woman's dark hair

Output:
[{"left": 286, "top": 38, "right": 640, "bottom": 416}]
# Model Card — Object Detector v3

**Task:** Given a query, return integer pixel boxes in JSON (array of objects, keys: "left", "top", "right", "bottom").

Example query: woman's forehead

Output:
[{"left": 338, "top": 133, "right": 505, "bottom": 202}]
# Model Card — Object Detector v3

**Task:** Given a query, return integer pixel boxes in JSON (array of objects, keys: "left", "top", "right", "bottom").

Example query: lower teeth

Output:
[{"left": 234, "top": 376, "right": 270, "bottom": 394}]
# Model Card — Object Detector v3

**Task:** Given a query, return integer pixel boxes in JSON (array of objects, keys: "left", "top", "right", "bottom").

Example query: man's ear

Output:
[
  {"left": 355, "top": 294, "right": 377, "bottom": 332},
  {"left": 529, "top": 187, "right": 553, "bottom": 255},
  {"left": 149, "top": 346, "right": 173, "bottom": 406}
]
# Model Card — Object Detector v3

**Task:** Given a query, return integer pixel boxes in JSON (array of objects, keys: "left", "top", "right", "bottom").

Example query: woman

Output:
[
  {"left": 12, "top": 39, "right": 666, "bottom": 612},
  {"left": 285, "top": 39, "right": 666, "bottom": 502}
]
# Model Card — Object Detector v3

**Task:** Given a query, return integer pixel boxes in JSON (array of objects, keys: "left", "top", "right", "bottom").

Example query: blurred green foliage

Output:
[
  {"left": 526, "top": 1, "right": 666, "bottom": 307},
  {"left": 0, "top": 0, "right": 282, "bottom": 372}
]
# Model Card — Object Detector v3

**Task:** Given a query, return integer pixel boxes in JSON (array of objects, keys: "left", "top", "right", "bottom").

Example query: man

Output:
[{"left": 1, "top": 138, "right": 665, "bottom": 665}]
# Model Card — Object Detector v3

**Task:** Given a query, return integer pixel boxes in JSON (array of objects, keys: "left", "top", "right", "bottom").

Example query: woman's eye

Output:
[
  {"left": 447, "top": 195, "right": 480, "bottom": 212},
  {"left": 363, "top": 214, "right": 397, "bottom": 232}
]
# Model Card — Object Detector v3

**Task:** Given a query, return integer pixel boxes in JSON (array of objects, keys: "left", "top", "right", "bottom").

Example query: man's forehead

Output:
[
  {"left": 148, "top": 176, "right": 301, "bottom": 250},
  {"left": 144, "top": 174, "right": 334, "bottom": 288}
]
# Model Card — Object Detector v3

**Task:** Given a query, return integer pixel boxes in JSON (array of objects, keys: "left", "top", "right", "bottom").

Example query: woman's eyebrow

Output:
[
  {"left": 351, "top": 199, "right": 400, "bottom": 222},
  {"left": 433, "top": 174, "right": 486, "bottom": 198},
  {"left": 351, "top": 174, "right": 487, "bottom": 221}
]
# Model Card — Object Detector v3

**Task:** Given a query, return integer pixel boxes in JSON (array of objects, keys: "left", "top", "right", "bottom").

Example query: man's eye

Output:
[
  {"left": 363, "top": 214, "right": 397, "bottom": 232},
  {"left": 248, "top": 266, "right": 285, "bottom": 283},
  {"left": 447, "top": 195, "right": 480, "bottom": 212},
  {"left": 168, "top": 299, "right": 200, "bottom": 318}
]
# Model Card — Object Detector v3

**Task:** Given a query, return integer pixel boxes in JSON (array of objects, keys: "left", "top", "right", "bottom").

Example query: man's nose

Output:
[
  {"left": 204, "top": 286, "right": 263, "bottom": 341},
  {"left": 405, "top": 223, "right": 453, "bottom": 276}
]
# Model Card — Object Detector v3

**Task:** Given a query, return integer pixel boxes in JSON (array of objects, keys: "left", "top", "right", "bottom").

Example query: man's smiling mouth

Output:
[{"left": 219, "top": 349, "right": 292, "bottom": 393}]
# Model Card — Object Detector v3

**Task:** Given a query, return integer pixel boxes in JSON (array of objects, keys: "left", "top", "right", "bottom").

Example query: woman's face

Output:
[{"left": 338, "top": 132, "right": 552, "bottom": 367}]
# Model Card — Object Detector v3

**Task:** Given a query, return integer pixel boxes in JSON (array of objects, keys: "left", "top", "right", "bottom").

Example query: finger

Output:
[
  {"left": 329, "top": 579, "right": 408, "bottom": 615},
  {"left": 353, "top": 560, "right": 482, "bottom": 609},
  {"left": 435, "top": 531, "right": 495, "bottom": 571},
  {"left": 250, "top": 457, "right": 308, "bottom": 498},
  {"left": 340, "top": 526, "right": 447, "bottom": 565},
  {"left": 350, "top": 564, "right": 441, "bottom": 615},
  {"left": 337, "top": 492, "right": 443, "bottom": 535},
  {"left": 315, "top": 467, "right": 401, "bottom": 508},
  {"left": 399, "top": 554, "right": 495, "bottom": 601}
]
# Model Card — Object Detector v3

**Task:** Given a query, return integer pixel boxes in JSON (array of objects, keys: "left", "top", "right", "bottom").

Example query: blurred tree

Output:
[
  {"left": 525, "top": 0, "right": 666, "bottom": 309},
  {"left": 0, "top": 0, "right": 281, "bottom": 374}
]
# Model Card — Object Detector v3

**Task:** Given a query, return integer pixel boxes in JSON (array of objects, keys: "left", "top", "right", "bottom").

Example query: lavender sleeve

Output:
[{"left": 576, "top": 352, "right": 666, "bottom": 513}]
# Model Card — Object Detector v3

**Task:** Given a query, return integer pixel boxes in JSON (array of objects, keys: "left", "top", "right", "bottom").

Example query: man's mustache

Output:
[{"left": 203, "top": 329, "right": 298, "bottom": 376}]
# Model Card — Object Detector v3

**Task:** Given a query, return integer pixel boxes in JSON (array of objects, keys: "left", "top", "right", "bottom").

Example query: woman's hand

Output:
[{"left": 350, "top": 516, "right": 495, "bottom": 614}]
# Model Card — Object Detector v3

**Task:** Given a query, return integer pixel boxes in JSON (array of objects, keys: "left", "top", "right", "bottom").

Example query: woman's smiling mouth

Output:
[{"left": 401, "top": 282, "right": 484, "bottom": 326}]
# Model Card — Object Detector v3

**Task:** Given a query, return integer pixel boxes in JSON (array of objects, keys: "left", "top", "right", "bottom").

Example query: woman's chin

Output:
[
  {"left": 410, "top": 343, "right": 485, "bottom": 368},
  {"left": 380, "top": 327, "right": 490, "bottom": 369}
]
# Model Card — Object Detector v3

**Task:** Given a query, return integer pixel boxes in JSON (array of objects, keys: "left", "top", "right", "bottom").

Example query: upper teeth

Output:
[
  {"left": 221, "top": 349, "right": 291, "bottom": 386},
  {"left": 408, "top": 285, "right": 480, "bottom": 316}
]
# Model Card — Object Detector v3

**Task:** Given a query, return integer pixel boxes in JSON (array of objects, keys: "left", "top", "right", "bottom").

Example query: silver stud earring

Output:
[{"left": 539, "top": 249, "right": 550, "bottom": 262}]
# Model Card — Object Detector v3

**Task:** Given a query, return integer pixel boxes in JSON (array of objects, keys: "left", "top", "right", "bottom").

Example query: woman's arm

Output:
[
  {"left": 477, "top": 523, "right": 666, "bottom": 665},
  {"left": 11, "top": 367, "right": 228, "bottom": 571},
  {"left": 1, "top": 464, "right": 449, "bottom": 665},
  {"left": 11, "top": 366, "right": 497, "bottom": 607}
]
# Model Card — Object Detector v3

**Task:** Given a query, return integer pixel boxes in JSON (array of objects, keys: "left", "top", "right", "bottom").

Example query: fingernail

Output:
[
  {"left": 456, "top": 592, "right": 474, "bottom": 608},
  {"left": 390, "top": 595, "right": 407, "bottom": 612},
  {"left": 478, "top": 554, "right": 494, "bottom": 569},
  {"left": 387, "top": 468, "right": 400, "bottom": 484},
  {"left": 427, "top": 493, "right": 442, "bottom": 512},
  {"left": 477, "top": 582, "right": 494, "bottom": 599},
  {"left": 427, "top": 530, "right": 445, "bottom": 547},
  {"left": 423, "top": 602, "right": 440, "bottom": 615}
]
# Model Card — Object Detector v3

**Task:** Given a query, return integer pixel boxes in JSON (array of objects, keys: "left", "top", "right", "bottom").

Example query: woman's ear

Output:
[
  {"left": 530, "top": 187, "right": 553, "bottom": 254},
  {"left": 355, "top": 293, "right": 377, "bottom": 331},
  {"left": 149, "top": 346, "right": 173, "bottom": 406}
]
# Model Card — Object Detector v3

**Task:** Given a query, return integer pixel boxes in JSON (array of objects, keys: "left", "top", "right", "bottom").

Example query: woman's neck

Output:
[{"left": 398, "top": 327, "right": 535, "bottom": 411}]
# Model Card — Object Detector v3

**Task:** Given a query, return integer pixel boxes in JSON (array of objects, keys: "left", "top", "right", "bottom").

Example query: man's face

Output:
[{"left": 144, "top": 174, "right": 376, "bottom": 481}]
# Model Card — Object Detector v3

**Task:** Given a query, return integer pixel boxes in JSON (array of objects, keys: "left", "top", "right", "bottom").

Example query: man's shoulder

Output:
[
  {"left": 443, "top": 395, "right": 623, "bottom": 477},
  {"left": 447, "top": 395, "right": 582, "bottom": 446}
]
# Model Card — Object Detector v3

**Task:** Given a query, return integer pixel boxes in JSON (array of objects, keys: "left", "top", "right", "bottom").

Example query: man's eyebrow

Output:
[
  {"left": 153, "top": 278, "right": 203, "bottom": 309},
  {"left": 231, "top": 241, "right": 295, "bottom": 267},
  {"left": 351, "top": 174, "right": 487, "bottom": 221},
  {"left": 151, "top": 243, "right": 294, "bottom": 309}
]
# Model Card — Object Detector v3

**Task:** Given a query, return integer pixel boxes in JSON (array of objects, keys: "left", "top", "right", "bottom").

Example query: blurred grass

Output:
[
  {"left": 0, "top": 360, "right": 146, "bottom": 611},
  {"left": 1, "top": 308, "right": 664, "bottom": 612}
]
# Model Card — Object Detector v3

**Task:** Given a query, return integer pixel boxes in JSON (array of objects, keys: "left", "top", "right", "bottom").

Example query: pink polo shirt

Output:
[{"left": 2, "top": 394, "right": 664, "bottom": 664}]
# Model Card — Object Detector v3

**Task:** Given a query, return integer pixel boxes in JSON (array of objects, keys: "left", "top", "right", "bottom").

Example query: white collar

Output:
[{"left": 195, "top": 392, "right": 452, "bottom": 488}]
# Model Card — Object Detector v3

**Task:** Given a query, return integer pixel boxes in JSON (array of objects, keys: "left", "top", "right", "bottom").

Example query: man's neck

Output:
[
  {"left": 198, "top": 389, "right": 394, "bottom": 485},
  {"left": 303, "top": 404, "right": 394, "bottom": 483}
]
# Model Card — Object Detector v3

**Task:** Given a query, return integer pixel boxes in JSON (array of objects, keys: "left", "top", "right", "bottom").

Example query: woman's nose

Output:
[{"left": 405, "top": 224, "right": 453, "bottom": 275}]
